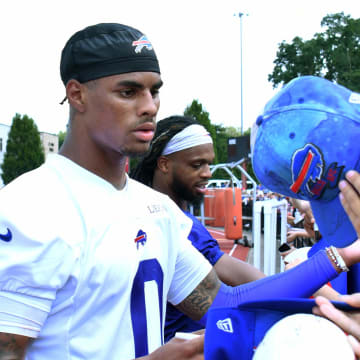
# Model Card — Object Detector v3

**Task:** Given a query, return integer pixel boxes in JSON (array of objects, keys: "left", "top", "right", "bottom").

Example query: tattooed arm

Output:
[
  {"left": 176, "top": 268, "right": 221, "bottom": 320},
  {"left": 0, "top": 333, "right": 31, "bottom": 360},
  {"left": 176, "top": 246, "right": 353, "bottom": 322}
]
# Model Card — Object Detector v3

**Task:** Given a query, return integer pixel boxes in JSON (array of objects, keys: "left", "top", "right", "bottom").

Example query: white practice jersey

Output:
[{"left": 0, "top": 154, "right": 211, "bottom": 359}]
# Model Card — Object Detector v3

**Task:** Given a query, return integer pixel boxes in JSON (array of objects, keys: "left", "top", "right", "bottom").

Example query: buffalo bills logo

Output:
[
  {"left": 132, "top": 36, "right": 153, "bottom": 53},
  {"left": 290, "top": 144, "right": 344, "bottom": 199},
  {"left": 134, "top": 229, "right": 147, "bottom": 249}
]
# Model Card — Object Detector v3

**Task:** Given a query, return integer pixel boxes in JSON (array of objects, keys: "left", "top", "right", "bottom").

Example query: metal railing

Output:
[
  {"left": 194, "top": 158, "right": 257, "bottom": 244},
  {"left": 253, "top": 199, "right": 288, "bottom": 275}
]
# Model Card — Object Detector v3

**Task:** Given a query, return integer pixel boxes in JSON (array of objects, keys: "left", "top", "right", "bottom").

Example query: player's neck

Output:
[{"left": 59, "top": 136, "right": 127, "bottom": 190}]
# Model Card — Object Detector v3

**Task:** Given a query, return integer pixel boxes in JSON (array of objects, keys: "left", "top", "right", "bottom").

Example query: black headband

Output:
[{"left": 60, "top": 23, "right": 160, "bottom": 86}]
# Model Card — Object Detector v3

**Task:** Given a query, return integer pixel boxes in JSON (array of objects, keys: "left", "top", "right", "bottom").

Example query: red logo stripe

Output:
[
  {"left": 290, "top": 150, "right": 314, "bottom": 193},
  {"left": 135, "top": 235, "right": 145, "bottom": 243}
]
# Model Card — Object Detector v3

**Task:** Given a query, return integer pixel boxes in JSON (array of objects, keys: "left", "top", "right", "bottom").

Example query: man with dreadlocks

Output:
[
  {"left": 132, "top": 115, "right": 321, "bottom": 341},
  {"left": 131, "top": 116, "right": 265, "bottom": 340}
]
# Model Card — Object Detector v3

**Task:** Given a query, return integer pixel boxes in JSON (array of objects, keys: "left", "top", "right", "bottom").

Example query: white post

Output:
[
  {"left": 279, "top": 200, "right": 288, "bottom": 272},
  {"left": 253, "top": 201, "right": 263, "bottom": 270},
  {"left": 263, "top": 201, "right": 273, "bottom": 275},
  {"left": 253, "top": 199, "right": 288, "bottom": 275}
]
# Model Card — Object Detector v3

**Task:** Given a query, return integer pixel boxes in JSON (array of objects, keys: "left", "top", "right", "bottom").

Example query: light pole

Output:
[
  {"left": 235, "top": 12, "right": 248, "bottom": 195},
  {"left": 237, "top": 12, "right": 245, "bottom": 135}
]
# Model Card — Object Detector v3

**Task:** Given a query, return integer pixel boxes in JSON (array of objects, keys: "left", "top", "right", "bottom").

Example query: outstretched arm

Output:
[
  {"left": 176, "top": 239, "right": 360, "bottom": 322},
  {"left": 214, "top": 254, "right": 265, "bottom": 287},
  {"left": 176, "top": 269, "right": 221, "bottom": 321},
  {"left": 290, "top": 198, "right": 316, "bottom": 237}
]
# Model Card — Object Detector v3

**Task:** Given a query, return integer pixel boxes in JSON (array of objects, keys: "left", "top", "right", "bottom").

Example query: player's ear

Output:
[
  {"left": 157, "top": 156, "right": 170, "bottom": 173},
  {"left": 66, "top": 79, "right": 86, "bottom": 113}
]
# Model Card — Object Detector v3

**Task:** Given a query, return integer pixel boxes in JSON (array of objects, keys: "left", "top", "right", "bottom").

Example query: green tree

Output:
[
  {"left": 242, "top": 128, "right": 257, "bottom": 183},
  {"left": 184, "top": 100, "right": 218, "bottom": 163},
  {"left": 213, "top": 124, "right": 228, "bottom": 164},
  {"left": 1, "top": 113, "right": 45, "bottom": 185},
  {"left": 269, "top": 12, "right": 360, "bottom": 92},
  {"left": 214, "top": 125, "right": 245, "bottom": 164},
  {"left": 58, "top": 130, "right": 67, "bottom": 149},
  {"left": 210, "top": 125, "right": 239, "bottom": 179},
  {"left": 218, "top": 127, "right": 258, "bottom": 185},
  {"left": 223, "top": 126, "right": 243, "bottom": 138}
]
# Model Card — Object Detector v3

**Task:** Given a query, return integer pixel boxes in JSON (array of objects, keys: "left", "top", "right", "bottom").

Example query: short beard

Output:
[{"left": 172, "top": 176, "right": 204, "bottom": 207}]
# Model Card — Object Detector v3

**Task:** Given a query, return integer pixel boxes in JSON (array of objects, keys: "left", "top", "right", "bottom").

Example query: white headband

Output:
[{"left": 161, "top": 124, "right": 213, "bottom": 155}]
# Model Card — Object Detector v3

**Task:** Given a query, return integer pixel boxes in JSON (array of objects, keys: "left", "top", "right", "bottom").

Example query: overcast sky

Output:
[{"left": 1, "top": 0, "right": 359, "bottom": 135}]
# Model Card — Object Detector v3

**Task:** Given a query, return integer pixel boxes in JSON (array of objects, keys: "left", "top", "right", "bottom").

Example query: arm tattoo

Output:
[
  {"left": 0, "top": 333, "right": 29, "bottom": 360},
  {"left": 176, "top": 268, "right": 221, "bottom": 320}
]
